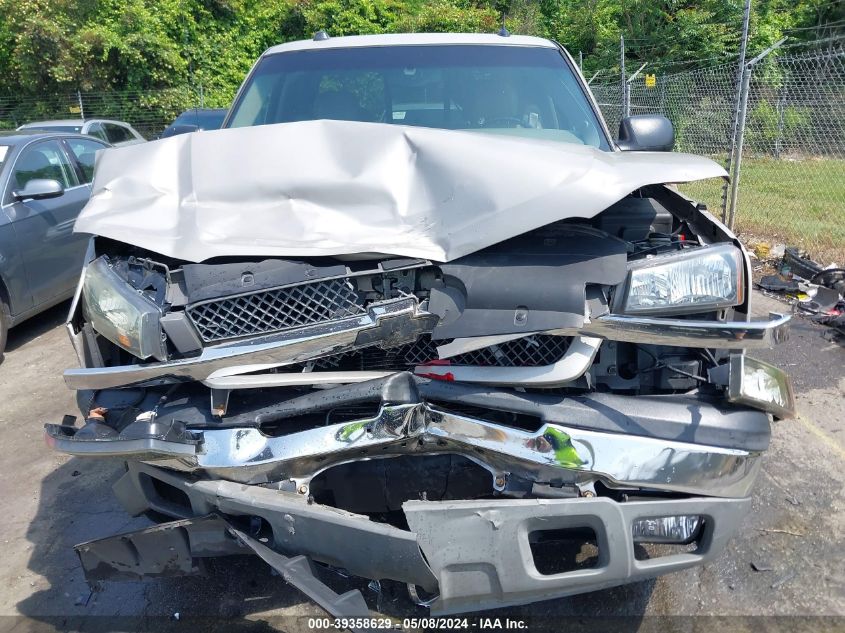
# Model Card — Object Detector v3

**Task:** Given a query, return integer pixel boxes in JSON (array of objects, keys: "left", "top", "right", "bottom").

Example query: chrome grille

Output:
[
  {"left": 186, "top": 279, "right": 365, "bottom": 343},
  {"left": 314, "top": 334, "right": 570, "bottom": 370},
  {"left": 451, "top": 335, "right": 571, "bottom": 367}
]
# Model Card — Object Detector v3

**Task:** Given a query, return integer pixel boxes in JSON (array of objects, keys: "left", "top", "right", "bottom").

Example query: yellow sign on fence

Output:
[{"left": 645, "top": 73, "right": 656, "bottom": 88}]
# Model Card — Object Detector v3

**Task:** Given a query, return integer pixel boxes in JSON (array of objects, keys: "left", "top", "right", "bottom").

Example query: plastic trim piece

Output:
[{"left": 404, "top": 496, "right": 752, "bottom": 614}]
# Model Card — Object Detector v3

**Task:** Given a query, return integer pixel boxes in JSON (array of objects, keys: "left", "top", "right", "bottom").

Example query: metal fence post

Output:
[
  {"left": 658, "top": 75, "right": 666, "bottom": 115},
  {"left": 722, "top": 0, "right": 752, "bottom": 222},
  {"left": 726, "top": 65, "right": 752, "bottom": 230},
  {"left": 726, "top": 38, "right": 788, "bottom": 230},
  {"left": 77, "top": 90, "right": 85, "bottom": 120},
  {"left": 620, "top": 35, "right": 628, "bottom": 117},
  {"left": 775, "top": 85, "right": 786, "bottom": 159}
]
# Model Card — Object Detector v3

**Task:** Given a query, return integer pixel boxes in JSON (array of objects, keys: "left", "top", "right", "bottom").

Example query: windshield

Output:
[{"left": 227, "top": 45, "right": 609, "bottom": 150}]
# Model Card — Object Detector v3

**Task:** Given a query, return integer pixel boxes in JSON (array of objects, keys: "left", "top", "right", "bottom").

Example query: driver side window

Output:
[{"left": 13, "top": 141, "right": 77, "bottom": 191}]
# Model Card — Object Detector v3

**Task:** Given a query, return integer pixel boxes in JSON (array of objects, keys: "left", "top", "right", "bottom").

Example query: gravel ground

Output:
[{"left": 0, "top": 292, "right": 842, "bottom": 630}]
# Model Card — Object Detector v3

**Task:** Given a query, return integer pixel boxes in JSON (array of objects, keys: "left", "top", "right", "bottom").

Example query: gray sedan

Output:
[
  {"left": 17, "top": 119, "right": 145, "bottom": 147},
  {"left": 0, "top": 132, "right": 110, "bottom": 356}
]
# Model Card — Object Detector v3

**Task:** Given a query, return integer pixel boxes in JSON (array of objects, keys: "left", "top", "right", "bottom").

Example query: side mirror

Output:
[
  {"left": 12, "top": 178, "right": 65, "bottom": 201},
  {"left": 617, "top": 115, "right": 674, "bottom": 152}
]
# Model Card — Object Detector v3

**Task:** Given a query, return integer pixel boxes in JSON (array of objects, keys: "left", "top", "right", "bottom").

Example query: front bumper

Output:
[
  {"left": 46, "top": 374, "right": 769, "bottom": 498},
  {"left": 48, "top": 368, "right": 775, "bottom": 614},
  {"left": 83, "top": 462, "right": 751, "bottom": 615}
]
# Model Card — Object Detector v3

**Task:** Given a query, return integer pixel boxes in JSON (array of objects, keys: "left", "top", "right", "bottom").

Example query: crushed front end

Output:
[{"left": 47, "top": 179, "right": 794, "bottom": 616}]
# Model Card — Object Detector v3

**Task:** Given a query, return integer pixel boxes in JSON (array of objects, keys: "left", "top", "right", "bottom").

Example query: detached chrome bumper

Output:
[
  {"left": 64, "top": 299, "right": 791, "bottom": 391},
  {"left": 46, "top": 387, "right": 765, "bottom": 498}
]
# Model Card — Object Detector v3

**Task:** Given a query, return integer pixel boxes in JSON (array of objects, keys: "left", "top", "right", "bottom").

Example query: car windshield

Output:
[{"left": 227, "top": 45, "right": 609, "bottom": 149}]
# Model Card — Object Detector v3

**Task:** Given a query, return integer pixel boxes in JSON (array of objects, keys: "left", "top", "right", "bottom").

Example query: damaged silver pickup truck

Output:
[{"left": 45, "top": 33, "right": 795, "bottom": 617}]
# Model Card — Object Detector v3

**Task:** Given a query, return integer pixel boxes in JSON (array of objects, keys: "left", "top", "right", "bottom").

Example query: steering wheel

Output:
[{"left": 481, "top": 117, "right": 523, "bottom": 128}]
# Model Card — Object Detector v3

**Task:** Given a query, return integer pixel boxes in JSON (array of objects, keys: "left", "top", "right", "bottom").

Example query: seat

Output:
[
  {"left": 313, "top": 90, "right": 375, "bottom": 123},
  {"left": 15, "top": 150, "right": 66, "bottom": 188}
]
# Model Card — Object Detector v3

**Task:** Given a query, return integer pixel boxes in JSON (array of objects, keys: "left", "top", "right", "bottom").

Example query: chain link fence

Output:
[
  {"left": 594, "top": 46, "right": 845, "bottom": 262},
  {"left": 0, "top": 86, "right": 231, "bottom": 140}
]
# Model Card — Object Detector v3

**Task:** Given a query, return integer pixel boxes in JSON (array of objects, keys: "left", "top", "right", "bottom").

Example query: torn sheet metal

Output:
[{"left": 75, "top": 120, "right": 726, "bottom": 263}]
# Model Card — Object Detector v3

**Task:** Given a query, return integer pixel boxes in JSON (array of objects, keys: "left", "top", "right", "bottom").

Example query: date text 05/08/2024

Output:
[{"left": 306, "top": 618, "right": 529, "bottom": 630}]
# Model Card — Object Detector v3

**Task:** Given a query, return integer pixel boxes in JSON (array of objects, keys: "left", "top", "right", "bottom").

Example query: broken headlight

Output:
[
  {"left": 728, "top": 355, "right": 795, "bottom": 419},
  {"left": 82, "top": 256, "right": 166, "bottom": 361},
  {"left": 623, "top": 244, "right": 743, "bottom": 315}
]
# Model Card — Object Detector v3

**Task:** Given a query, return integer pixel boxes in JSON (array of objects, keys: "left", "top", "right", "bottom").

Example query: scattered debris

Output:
[
  {"left": 757, "top": 528, "right": 806, "bottom": 537},
  {"left": 753, "top": 243, "right": 771, "bottom": 259},
  {"left": 751, "top": 561, "right": 773, "bottom": 572},
  {"left": 753, "top": 246, "right": 844, "bottom": 337},
  {"left": 770, "top": 572, "right": 797, "bottom": 589},
  {"left": 758, "top": 275, "right": 799, "bottom": 293},
  {"left": 71, "top": 470, "right": 81, "bottom": 477}
]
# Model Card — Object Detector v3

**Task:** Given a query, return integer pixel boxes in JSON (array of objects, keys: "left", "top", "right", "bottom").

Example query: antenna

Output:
[{"left": 313, "top": 30, "right": 330, "bottom": 41}]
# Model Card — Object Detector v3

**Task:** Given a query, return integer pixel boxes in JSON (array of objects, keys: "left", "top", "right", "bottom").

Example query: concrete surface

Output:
[{"left": 0, "top": 292, "right": 842, "bottom": 627}]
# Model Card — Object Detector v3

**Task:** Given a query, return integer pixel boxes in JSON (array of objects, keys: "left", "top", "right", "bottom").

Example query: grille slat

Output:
[{"left": 186, "top": 278, "right": 366, "bottom": 343}]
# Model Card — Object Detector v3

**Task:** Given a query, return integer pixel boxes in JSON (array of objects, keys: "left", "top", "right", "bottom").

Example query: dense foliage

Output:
[{"left": 0, "top": 0, "right": 841, "bottom": 99}]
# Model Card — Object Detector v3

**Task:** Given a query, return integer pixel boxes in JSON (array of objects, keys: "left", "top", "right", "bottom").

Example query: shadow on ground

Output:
[{"left": 3, "top": 300, "right": 70, "bottom": 355}]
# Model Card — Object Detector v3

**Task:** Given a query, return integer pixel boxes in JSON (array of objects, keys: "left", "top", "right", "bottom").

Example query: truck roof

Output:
[{"left": 263, "top": 32, "right": 558, "bottom": 57}]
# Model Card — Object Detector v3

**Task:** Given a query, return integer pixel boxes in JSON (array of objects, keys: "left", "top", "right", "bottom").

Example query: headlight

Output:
[
  {"left": 82, "top": 256, "right": 166, "bottom": 360},
  {"left": 623, "top": 244, "right": 744, "bottom": 315}
]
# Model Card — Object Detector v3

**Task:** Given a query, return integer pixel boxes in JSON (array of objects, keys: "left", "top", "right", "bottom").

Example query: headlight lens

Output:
[
  {"left": 728, "top": 354, "right": 795, "bottom": 419},
  {"left": 623, "top": 244, "right": 744, "bottom": 315},
  {"left": 82, "top": 256, "right": 165, "bottom": 360}
]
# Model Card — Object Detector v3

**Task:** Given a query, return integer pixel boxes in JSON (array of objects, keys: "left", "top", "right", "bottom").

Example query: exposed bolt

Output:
[
  {"left": 583, "top": 490, "right": 595, "bottom": 498},
  {"left": 297, "top": 484, "right": 309, "bottom": 495},
  {"left": 494, "top": 475, "right": 506, "bottom": 488}
]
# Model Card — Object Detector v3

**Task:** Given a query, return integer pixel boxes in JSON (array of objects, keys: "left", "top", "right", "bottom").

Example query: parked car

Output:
[
  {"left": 0, "top": 132, "right": 110, "bottom": 355},
  {"left": 160, "top": 108, "right": 228, "bottom": 138},
  {"left": 46, "top": 33, "right": 794, "bottom": 618},
  {"left": 17, "top": 119, "right": 145, "bottom": 147}
]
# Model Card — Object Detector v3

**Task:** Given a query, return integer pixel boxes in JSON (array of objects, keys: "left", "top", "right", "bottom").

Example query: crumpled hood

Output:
[{"left": 75, "top": 119, "right": 726, "bottom": 263}]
